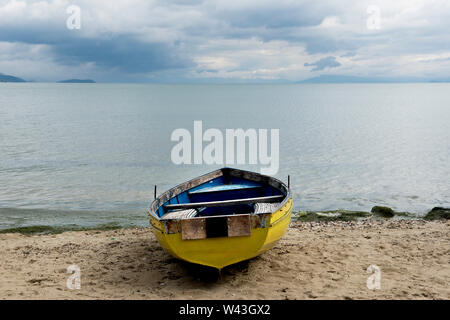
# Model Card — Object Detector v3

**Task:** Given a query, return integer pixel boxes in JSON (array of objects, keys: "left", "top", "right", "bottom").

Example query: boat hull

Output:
[{"left": 149, "top": 198, "right": 293, "bottom": 269}]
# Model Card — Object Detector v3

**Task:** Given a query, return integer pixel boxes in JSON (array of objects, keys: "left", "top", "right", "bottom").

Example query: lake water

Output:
[{"left": 1, "top": 83, "right": 449, "bottom": 229}]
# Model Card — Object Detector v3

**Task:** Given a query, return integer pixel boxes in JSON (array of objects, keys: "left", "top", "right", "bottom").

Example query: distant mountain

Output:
[
  {"left": 0, "top": 73, "right": 26, "bottom": 82},
  {"left": 59, "top": 79, "right": 96, "bottom": 83},
  {"left": 297, "top": 75, "right": 425, "bottom": 83}
]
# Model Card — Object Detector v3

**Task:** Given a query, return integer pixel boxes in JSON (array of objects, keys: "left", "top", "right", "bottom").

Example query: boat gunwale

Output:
[{"left": 148, "top": 167, "right": 291, "bottom": 221}]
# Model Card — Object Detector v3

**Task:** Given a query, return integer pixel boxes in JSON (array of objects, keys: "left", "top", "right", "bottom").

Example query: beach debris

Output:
[
  {"left": 291, "top": 218, "right": 429, "bottom": 231},
  {"left": 316, "top": 212, "right": 341, "bottom": 218},
  {"left": 27, "top": 278, "right": 49, "bottom": 284}
]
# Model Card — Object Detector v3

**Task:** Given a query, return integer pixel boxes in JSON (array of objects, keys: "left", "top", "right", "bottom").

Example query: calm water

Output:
[{"left": 1, "top": 83, "right": 449, "bottom": 229}]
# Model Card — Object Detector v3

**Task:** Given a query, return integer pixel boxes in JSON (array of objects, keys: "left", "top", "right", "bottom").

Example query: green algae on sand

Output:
[
  {"left": 0, "top": 222, "right": 124, "bottom": 235},
  {"left": 424, "top": 207, "right": 450, "bottom": 220},
  {"left": 293, "top": 210, "right": 371, "bottom": 222}
]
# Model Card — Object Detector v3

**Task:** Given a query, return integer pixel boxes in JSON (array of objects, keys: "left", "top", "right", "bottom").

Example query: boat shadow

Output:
[
  {"left": 97, "top": 234, "right": 257, "bottom": 289},
  {"left": 176, "top": 259, "right": 251, "bottom": 283}
]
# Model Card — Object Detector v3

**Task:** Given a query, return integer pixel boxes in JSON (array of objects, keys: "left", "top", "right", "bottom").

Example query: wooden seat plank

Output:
[{"left": 164, "top": 195, "right": 284, "bottom": 210}]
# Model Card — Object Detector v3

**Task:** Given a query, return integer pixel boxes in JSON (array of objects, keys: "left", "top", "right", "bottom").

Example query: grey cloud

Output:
[
  {"left": 52, "top": 35, "right": 191, "bottom": 73},
  {"left": 340, "top": 52, "right": 356, "bottom": 58},
  {"left": 304, "top": 56, "right": 341, "bottom": 71},
  {"left": 2, "top": 0, "right": 450, "bottom": 80},
  {"left": 214, "top": 6, "right": 326, "bottom": 29},
  {"left": 0, "top": 27, "right": 192, "bottom": 75}
]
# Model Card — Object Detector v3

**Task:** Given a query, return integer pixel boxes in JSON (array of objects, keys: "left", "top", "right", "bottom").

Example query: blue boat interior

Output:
[{"left": 157, "top": 174, "right": 284, "bottom": 218}]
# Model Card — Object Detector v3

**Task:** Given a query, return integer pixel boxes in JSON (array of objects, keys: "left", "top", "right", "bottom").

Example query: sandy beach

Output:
[{"left": 1, "top": 219, "right": 448, "bottom": 300}]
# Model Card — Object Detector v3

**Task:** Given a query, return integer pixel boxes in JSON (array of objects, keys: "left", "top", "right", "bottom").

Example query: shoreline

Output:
[
  {"left": 1, "top": 206, "right": 448, "bottom": 235},
  {"left": 1, "top": 219, "right": 448, "bottom": 299}
]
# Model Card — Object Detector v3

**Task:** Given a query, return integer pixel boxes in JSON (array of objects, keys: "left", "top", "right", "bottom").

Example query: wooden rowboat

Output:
[{"left": 148, "top": 167, "right": 293, "bottom": 270}]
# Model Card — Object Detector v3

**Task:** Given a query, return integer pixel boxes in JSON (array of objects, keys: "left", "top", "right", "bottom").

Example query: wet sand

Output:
[{"left": 0, "top": 219, "right": 448, "bottom": 299}]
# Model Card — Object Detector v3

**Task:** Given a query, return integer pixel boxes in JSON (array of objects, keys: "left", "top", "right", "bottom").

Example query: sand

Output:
[{"left": 0, "top": 219, "right": 449, "bottom": 300}]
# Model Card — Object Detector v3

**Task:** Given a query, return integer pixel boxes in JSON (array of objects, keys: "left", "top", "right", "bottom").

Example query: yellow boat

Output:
[{"left": 148, "top": 168, "right": 293, "bottom": 270}]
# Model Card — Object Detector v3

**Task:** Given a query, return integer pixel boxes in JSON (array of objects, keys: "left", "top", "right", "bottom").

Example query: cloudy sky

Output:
[{"left": 1, "top": 0, "right": 450, "bottom": 82}]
